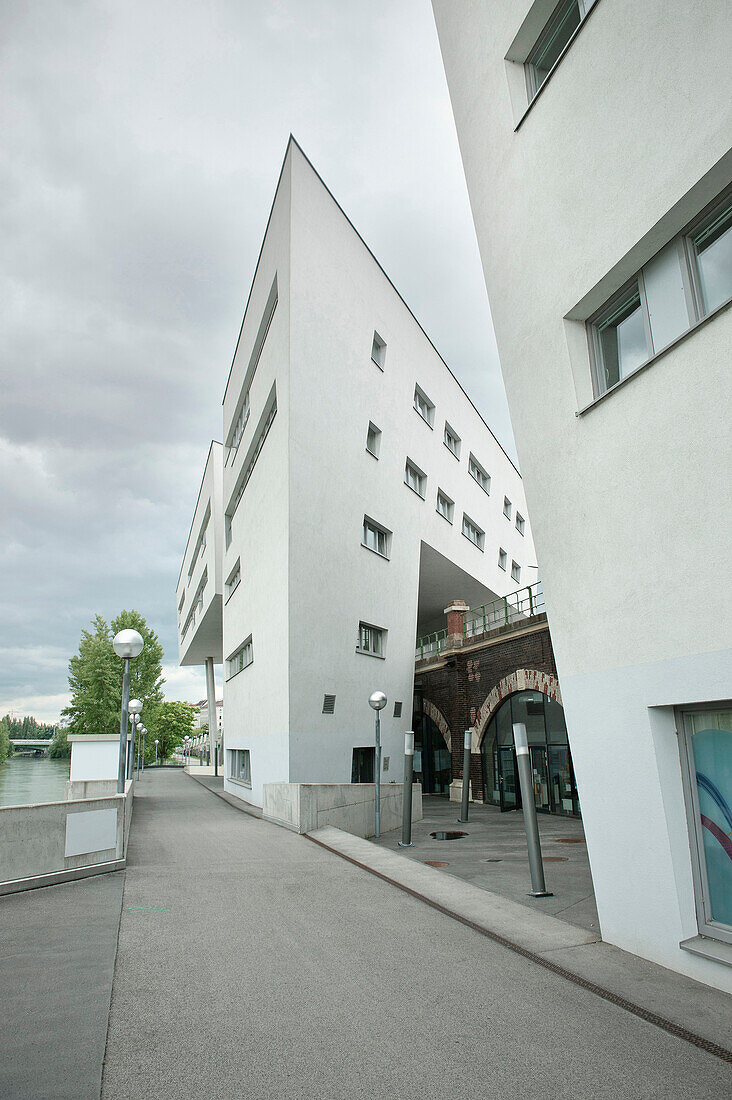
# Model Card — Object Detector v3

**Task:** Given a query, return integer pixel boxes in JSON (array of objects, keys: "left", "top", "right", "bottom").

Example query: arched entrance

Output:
[
  {"left": 479, "top": 690, "right": 580, "bottom": 817},
  {"left": 412, "top": 696, "right": 452, "bottom": 795}
]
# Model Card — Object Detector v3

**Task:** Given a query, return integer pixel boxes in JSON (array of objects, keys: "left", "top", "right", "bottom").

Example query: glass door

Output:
[
  {"left": 530, "top": 746, "right": 551, "bottom": 813},
  {"left": 498, "top": 747, "right": 520, "bottom": 811}
]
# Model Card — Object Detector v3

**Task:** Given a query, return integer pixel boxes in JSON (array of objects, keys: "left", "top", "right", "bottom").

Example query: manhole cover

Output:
[
  {"left": 424, "top": 860, "right": 449, "bottom": 867},
  {"left": 430, "top": 831, "right": 468, "bottom": 841},
  {"left": 556, "top": 838, "right": 584, "bottom": 844},
  {"left": 543, "top": 856, "right": 568, "bottom": 862}
]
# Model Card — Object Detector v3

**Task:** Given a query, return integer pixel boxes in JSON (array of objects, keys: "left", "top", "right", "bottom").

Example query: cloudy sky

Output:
[{"left": 1, "top": 0, "right": 514, "bottom": 723}]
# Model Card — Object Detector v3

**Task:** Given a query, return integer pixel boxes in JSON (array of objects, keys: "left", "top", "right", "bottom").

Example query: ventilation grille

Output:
[
  {"left": 393, "top": 701, "right": 403, "bottom": 718},
  {"left": 322, "top": 694, "right": 336, "bottom": 715}
]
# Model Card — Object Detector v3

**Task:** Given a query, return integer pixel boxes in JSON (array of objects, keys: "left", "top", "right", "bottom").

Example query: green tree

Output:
[
  {"left": 62, "top": 611, "right": 165, "bottom": 736},
  {"left": 49, "top": 724, "right": 71, "bottom": 759},
  {"left": 0, "top": 716, "right": 10, "bottom": 766},
  {"left": 147, "top": 701, "right": 196, "bottom": 763}
]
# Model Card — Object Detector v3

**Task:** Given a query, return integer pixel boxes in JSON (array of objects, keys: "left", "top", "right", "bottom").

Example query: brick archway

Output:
[
  {"left": 416, "top": 697, "right": 452, "bottom": 753},
  {"left": 472, "top": 669, "right": 563, "bottom": 749}
]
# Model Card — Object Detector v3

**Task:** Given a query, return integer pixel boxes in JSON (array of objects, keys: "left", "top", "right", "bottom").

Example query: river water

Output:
[{"left": 0, "top": 756, "right": 70, "bottom": 807}]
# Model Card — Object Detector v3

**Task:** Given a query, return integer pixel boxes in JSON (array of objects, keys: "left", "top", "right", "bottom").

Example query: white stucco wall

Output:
[
  {"left": 69, "top": 736, "right": 123, "bottom": 783},
  {"left": 432, "top": 0, "right": 732, "bottom": 989},
  {"left": 177, "top": 440, "right": 224, "bottom": 666}
]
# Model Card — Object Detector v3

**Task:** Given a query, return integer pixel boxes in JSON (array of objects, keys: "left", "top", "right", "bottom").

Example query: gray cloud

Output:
[{"left": 0, "top": 0, "right": 513, "bottom": 720}]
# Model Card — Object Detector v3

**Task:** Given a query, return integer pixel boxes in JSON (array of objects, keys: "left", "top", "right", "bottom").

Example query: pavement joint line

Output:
[{"left": 305, "top": 831, "right": 732, "bottom": 1065}]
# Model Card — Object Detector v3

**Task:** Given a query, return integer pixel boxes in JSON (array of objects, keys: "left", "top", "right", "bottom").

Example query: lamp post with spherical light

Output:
[
  {"left": 368, "top": 691, "right": 387, "bottom": 838},
  {"left": 113, "top": 631, "right": 144, "bottom": 794}
]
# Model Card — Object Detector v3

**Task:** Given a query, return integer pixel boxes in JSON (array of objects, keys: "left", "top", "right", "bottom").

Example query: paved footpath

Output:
[{"left": 100, "top": 769, "right": 732, "bottom": 1099}]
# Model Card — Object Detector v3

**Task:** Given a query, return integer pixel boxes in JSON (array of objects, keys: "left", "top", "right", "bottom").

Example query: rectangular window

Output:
[
  {"left": 525, "top": 0, "right": 586, "bottom": 102},
  {"left": 225, "top": 276, "right": 277, "bottom": 461},
  {"left": 393, "top": 701, "right": 403, "bottom": 718},
  {"left": 371, "top": 331, "right": 386, "bottom": 369},
  {"left": 352, "top": 746, "right": 375, "bottom": 783},
  {"left": 678, "top": 705, "right": 732, "bottom": 945},
  {"left": 227, "top": 386, "right": 277, "bottom": 524},
  {"left": 586, "top": 188, "right": 732, "bottom": 399},
  {"left": 362, "top": 517, "right": 391, "bottom": 559},
  {"left": 225, "top": 560, "right": 241, "bottom": 600},
  {"left": 228, "top": 748, "right": 251, "bottom": 786},
  {"left": 498, "top": 548, "right": 507, "bottom": 571},
  {"left": 443, "top": 422, "right": 461, "bottom": 459},
  {"left": 357, "top": 622, "right": 386, "bottom": 658},
  {"left": 468, "top": 454, "right": 490, "bottom": 494},
  {"left": 404, "top": 459, "right": 426, "bottom": 499},
  {"left": 436, "top": 490, "right": 454, "bottom": 524},
  {"left": 227, "top": 637, "right": 253, "bottom": 679},
  {"left": 462, "top": 514, "right": 485, "bottom": 551},
  {"left": 413, "top": 385, "right": 434, "bottom": 428},
  {"left": 503, "top": 497, "right": 512, "bottom": 520},
  {"left": 366, "top": 421, "right": 381, "bottom": 458},
  {"left": 511, "top": 561, "right": 521, "bottom": 583},
  {"left": 515, "top": 513, "right": 525, "bottom": 536}
]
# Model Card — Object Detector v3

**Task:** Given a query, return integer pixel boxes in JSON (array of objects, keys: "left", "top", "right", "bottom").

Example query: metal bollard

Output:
[
  {"left": 398, "top": 732, "right": 415, "bottom": 847},
  {"left": 458, "top": 729, "right": 472, "bottom": 823},
  {"left": 513, "top": 722, "right": 553, "bottom": 897}
]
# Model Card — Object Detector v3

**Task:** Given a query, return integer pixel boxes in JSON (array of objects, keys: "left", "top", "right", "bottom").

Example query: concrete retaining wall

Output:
[
  {"left": 0, "top": 782, "right": 134, "bottom": 895},
  {"left": 262, "top": 782, "right": 422, "bottom": 837}
]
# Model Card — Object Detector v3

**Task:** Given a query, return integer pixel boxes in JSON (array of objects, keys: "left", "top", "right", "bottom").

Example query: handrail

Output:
[
  {"left": 415, "top": 629, "right": 448, "bottom": 661},
  {"left": 463, "top": 581, "right": 544, "bottom": 638}
]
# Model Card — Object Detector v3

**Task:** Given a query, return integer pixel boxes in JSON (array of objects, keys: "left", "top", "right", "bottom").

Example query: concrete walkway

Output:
[{"left": 100, "top": 768, "right": 732, "bottom": 1098}]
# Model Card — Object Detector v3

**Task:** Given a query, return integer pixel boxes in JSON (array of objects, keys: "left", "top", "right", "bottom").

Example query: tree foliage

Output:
[
  {"left": 0, "top": 718, "right": 9, "bottom": 767},
  {"left": 0, "top": 714, "right": 56, "bottom": 740},
  {"left": 63, "top": 611, "right": 165, "bottom": 736},
  {"left": 147, "top": 701, "right": 196, "bottom": 763},
  {"left": 49, "top": 725, "right": 71, "bottom": 759}
]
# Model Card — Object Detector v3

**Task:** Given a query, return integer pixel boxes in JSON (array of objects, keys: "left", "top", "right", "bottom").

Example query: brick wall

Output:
[{"left": 415, "top": 618, "right": 558, "bottom": 800}]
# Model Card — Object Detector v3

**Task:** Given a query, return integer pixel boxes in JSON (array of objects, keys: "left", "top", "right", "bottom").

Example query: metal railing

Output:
[
  {"left": 415, "top": 629, "right": 448, "bottom": 661},
  {"left": 463, "top": 581, "right": 544, "bottom": 638}
]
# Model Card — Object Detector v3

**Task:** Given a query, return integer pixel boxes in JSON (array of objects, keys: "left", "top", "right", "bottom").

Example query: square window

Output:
[
  {"left": 436, "top": 490, "right": 454, "bottom": 524},
  {"left": 511, "top": 561, "right": 521, "bottom": 583},
  {"left": 516, "top": 513, "right": 525, "bottom": 536},
  {"left": 498, "top": 548, "right": 507, "bottom": 571},
  {"left": 404, "top": 459, "right": 426, "bottom": 499},
  {"left": 525, "top": 0, "right": 583, "bottom": 102},
  {"left": 468, "top": 454, "right": 490, "bottom": 494},
  {"left": 462, "top": 514, "right": 485, "bottom": 551},
  {"left": 362, "top": 516, "right": 391, "bottom": 559},
  {"left": 413, "top": 385, "right": 435, "bottom": 428},
  {"left": 503, "top": 497, "right": 512, "bottom": 520},
  {"left": 366, "top": 421, "right": 381, "bottom": 458},
  {"left": 443, "top": 423, "right": 461, "bottom": 459},
  {"left": 357, "top": 622, "right": 386, "bottom": 658},
  {"left": 371, "top": 331, "right": 386, "bottom": 369}
]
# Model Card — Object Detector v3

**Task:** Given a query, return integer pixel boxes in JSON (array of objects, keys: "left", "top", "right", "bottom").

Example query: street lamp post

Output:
[
  {"left": 139, "top": 726, "right": 147, "bottom": 776},
  {"left": 113, "top": 632, "right": 144, "bottom": 795},
  {"left": 155, "top": 739, "right": 159, "bottom": 766},
  {"left": 368, "top": 691, "right": 387, "bottom": 839},
  {"left": 128, "top": 702, "right": 142, "bottom": 780}
]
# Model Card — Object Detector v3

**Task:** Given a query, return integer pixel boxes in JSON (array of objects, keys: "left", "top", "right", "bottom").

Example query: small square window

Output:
[
  {"left": 443, "top": 423, "right": 461, "bottom": 459},
  {"left": 362, "top": 516, "right": 391, "bottom": 559},
  {"left": 462, "top": 514, "right": 485, "bottom": 551},
  {"left": 498, "top": 548, "right": 507, "bottom": 571},
  {"left": 371, "top": 331, "right": 386, "bottom": 369},
  {"left": 357, "top": 622, "right": 386, "bottom": 658},
  {"left": 515, "top": 513, "right": 525, "bottom": 536},
  {"left": 393, "top": 701, "right": 403, "bottom": 718},
  {"left": 404, "top": 459, "right": 426, "bottom": 499},
  {"left": 413, "top": 385, "right": 435, "bottom": 428},
  {"left": 436, "top": 490, "right": 454, "bottom": 524},
  {"left": 511, "top": 561, "right": 521, "bottom": 583},
  {"left": 503, "top": 497, "right": 512, "bottom": 520},
  {"left": 366, "top": 421, "right": 381, "bottom": 458},
  {"left": 469, "top": 455, "right": 490, "bottom": 494}
]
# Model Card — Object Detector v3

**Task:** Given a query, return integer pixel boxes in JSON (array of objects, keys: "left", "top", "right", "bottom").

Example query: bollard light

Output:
[
  {"left": 154, "top": 738, "right": 159, "bottom": 766},
  {"left": 458, "top": 729, "right": 473, "bottom": 824},
  {"left": 513, "top": 721, "right": 552, "bottom": 898},
  {"left": 398, "top": 731, "right": 415, "bottom": 848}
]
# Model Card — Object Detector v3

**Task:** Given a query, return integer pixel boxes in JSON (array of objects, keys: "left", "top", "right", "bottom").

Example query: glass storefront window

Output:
[{"left": 680, "top": 707, "right": 732, "bottom": 942}]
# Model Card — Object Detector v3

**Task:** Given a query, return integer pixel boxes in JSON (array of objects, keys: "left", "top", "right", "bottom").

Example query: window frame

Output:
[
  {"left": 413, "top": 385, "right": 435, "bottom": 429},
  {"left": 462, "top": 513, "right": 485, "bottom": 552},
  {"left": 357, "top": 621, "right": 386, "bottom": 659},
  {"left": 228, "top": 748, "right": 251, "bottom": 787},
  {"left": 468, "top": 454, "right": 491, "bottom": 495},
  {"left": 362, "top": 516, "right": 391, "bottom": 560},
  {"left": 676, "top": 702, "right": 732, "bottom": 946},
  {"left": 225, "top": 560, "right": 241, "bottom": 602},
  {"left": 511, "top": 560, "right": 522, "bottom": 583},
  {"left": 524, "top": 0, "right": 591, "bottom": 104},
  {"left": 516, "top": 513, "right": 525, "bottom": 536},
  {"left": 503, "top": 497, "right": 512, "bottom": 520},
  {"left": 366, "top": 421, "right": 381, "bottom": 459},
  {"left": 443, "top": 422, "right": 461, "bottom": 459},
  {"left": 404, "top": 459, "right": 427, "bottom": 500},
  {"left": 371, "top": 331, "right": 386, "bottom": 370},
  {"left": 436, "top": 489, "right": 454, "bottom": 525},
  {"left": 498, "top": 548, "right": 508, "bottom": 571},
  {"left": 226, "top": 636, "right": 253, "bottom": 680}
]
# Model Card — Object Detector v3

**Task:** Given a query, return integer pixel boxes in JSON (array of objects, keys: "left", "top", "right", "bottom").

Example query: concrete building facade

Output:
[
  {"left": 432, "top": 0, "right": 732, "bottom": 989},
  {"left": 178, "top": 138, "right": 536, "bottom": 814}
]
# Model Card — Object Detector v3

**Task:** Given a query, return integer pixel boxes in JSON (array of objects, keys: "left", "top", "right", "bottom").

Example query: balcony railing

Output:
[
  {"left": 415, "top": 582, "right": 545, "bottom": 660},
  {"left": 463, "top": 581, "right": 544, "bottom": 638}
]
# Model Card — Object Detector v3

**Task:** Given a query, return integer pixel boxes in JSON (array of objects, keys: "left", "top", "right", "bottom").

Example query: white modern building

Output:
[
  {"left": 176, "top": 441, "right": 224, "bottom": 765},
  {"left": 195, "top": 698, "right": 223, "bottom": 733},
  {"left": 432, "top": 0, "right": 732, "bottom": 990},
  {"left": 177, "top": 137, "right": 535, "bottom": 815}
]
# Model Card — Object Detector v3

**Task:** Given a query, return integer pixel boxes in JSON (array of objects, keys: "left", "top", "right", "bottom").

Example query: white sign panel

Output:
[{"left": 65, "top": 808, "right": 118, "bottom": 857}]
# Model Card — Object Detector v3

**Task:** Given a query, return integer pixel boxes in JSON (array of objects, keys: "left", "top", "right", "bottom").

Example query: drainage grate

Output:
[
  {"left": 543, "top": 856, "right": 568, "bottom": 862},
  {"left": 555, "top": 838, "right": 584, "bottom": 844},
  {"left": 430, "top": 831, "right": 467, "bottom": 841}
]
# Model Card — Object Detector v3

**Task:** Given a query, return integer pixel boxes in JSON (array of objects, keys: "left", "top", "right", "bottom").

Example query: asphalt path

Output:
[{"left": 101, "top": 768, "right": 732, "bottom": 1099}]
